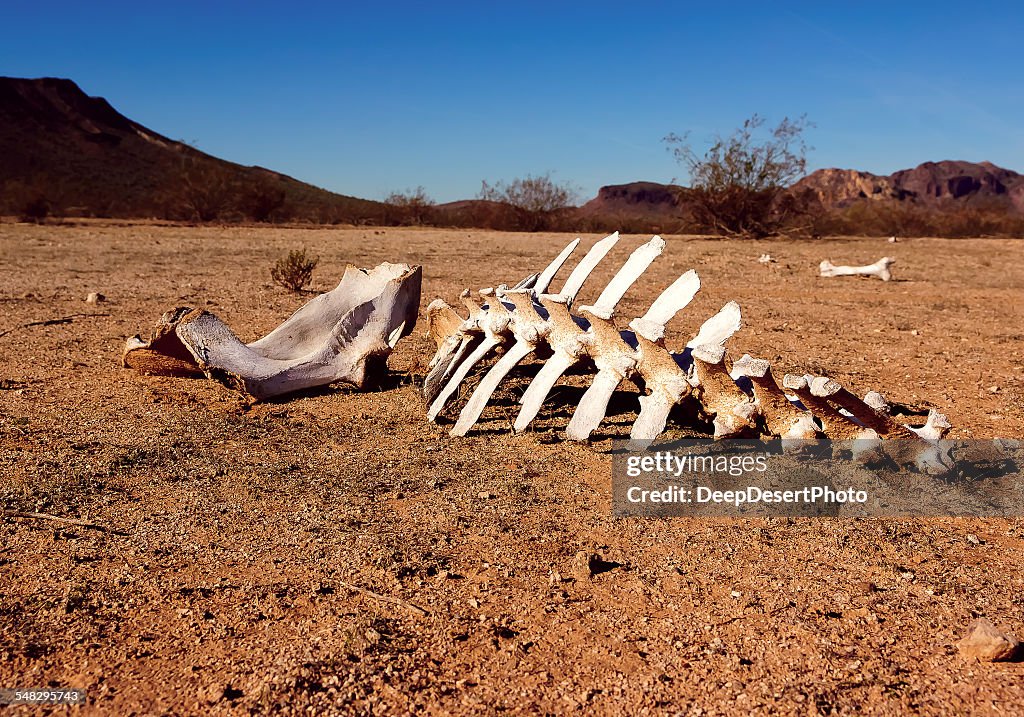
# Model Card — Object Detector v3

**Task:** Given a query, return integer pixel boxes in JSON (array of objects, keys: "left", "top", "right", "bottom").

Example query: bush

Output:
[
  {"left": 19, "top": 193, "right": 51, "bottom": 223},
  {"left": 384, "top": 186, "right": 435, "bottom": 225},
  {"left": 241, "top": 179, "right": 288, "bottom": 222},
  {"left": 665, "top": 114, "right": 813, "bottom": 237},
  {"left": 271, "top": 248, "right": 319, "bottom": 292},
  {"left": 478, "top": 172, "right": 580, "bottom": 231}
]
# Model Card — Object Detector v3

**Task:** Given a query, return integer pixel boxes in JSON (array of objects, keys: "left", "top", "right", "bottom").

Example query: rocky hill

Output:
[
  {"left": 578, "top": 181, "right": 685, "bottom": 219},
  {"left": 795, "top": 161, "right": 1024, "bottom": 213},
  {"left": 0, "top": 77, "right": 387, "bottom": 221}
]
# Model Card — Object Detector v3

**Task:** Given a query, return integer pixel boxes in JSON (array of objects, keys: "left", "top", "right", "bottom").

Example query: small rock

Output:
[
  {"left": 730, "top": 590, "right": 742, "bottom": 598},
  {"left": 571, "top": 550, "right": 594, "bottom": 582},
  {"left": 85, "top": 292, "right": 105, "bottom": 304},
  {"left": 957, "top": 618, "right": 1020, "bottom": 662},
  {"left": 858, "top": 581, "right": 877, "bottom": 594},
  {"left": 888, "top": 236, "right": 898, "bottom": 243},
  {"left": 966, "top": 534, "right": 980, "bottom": 545},
  {"left": 477, "top": 491, "right": 494, "bottom": 500},
  {"left": 199, "top": 682, "right": 226, "bottom": 705},
  {"left": 365, "top": 627, "right": 381, "bottom": 644},
  {"left": 989, "top": 385, "right": 1000, "bottom": 394},
  {"left": 548, "top": 569, "right": 562, "bottom": 586}
]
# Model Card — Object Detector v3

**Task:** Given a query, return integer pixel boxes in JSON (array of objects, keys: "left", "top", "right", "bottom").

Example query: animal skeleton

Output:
[
  {"left": 819, "top": 256, "right": 895, "bottom": 281},
  {"left": 424, "top": 234, "right": 948, "bottom": 456},
  {"left": 124, "top": 262, "right": 421, "bottom": 399}
]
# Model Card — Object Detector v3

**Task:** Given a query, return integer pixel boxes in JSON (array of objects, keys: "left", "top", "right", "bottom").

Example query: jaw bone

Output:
[
  {"left": 124, "top": 262, "right": 422, "bottom": 400},
  {"left": 425, "top": 236, "right": 950, "bottom": 458},
  {"left": 819, "top": 257, "right": 895, "bottom": 281}
]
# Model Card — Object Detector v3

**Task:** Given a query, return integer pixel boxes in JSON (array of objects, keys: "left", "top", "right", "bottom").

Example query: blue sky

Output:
[{"left": 3, "top": 2, "right": 1022, "bottom": 202}]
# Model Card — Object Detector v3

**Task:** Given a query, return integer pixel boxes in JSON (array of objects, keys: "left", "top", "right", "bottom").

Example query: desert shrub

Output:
[
  {"left": 478, "top": 172, "right": 580, "bottom": 231},
  {"left": 19, "top": 193, "right": 51, "bottom": 223},
  {"left": 176, "top": 157, "right": 236, "bottom": 222},
  {"left": 384, "top": 186, "right": 434, "bottom": 225},
  {"left": 665, "top": 114, "right": 813, "bottom": 237},
  {"left": 271, "top": 248, "right": 319, "bottom": 292},
  {"left": 241, "top": 178, "right": 288, "bottom": 222}
]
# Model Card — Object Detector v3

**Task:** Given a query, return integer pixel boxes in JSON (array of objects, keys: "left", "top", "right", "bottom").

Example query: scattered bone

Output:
[
  {"left": 125, "top": 262, "right": 421, "bottom": 399},
  {"left": 85, "top": 292, "right": 105, "bottom": 304},
  {"left": 957, "top": 618, "right": 1021, "bottom": 662},
  {"left": 819, "top": 257, "right": 895, "bottom": 281},
  {"left": 425, "top": 236, "right": 948, "bottom": 453}
]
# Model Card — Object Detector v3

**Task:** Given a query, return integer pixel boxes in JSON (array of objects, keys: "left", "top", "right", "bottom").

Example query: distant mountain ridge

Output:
[
  {"left": 795, "top": 160, "right": 1024, "bottom": 212},
  {"left": 583, "top": 161, "right": 1024, "bottom": 224},
  {"left": 0, "top": 76, "right": 386, "bottom": 221},
  {"left": 1, "top": 76, "right": 1021, "bottom": 232}
]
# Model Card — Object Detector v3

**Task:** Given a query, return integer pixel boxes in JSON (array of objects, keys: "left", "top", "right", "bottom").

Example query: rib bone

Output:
[{"left": 425, "top": 235, "right": 949, "bottom": 459}]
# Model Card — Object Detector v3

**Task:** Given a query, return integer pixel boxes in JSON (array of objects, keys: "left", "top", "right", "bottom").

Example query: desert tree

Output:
[
  {"left": 384, "top": 186, "right": 435, "bottom": 225},
  {"left": 241, "top": 176, "right": 288, "bottom": 222},
  {"left": 664, "top": 114, "right": 813, "bottom": 237},
  {"left": 478, "top": 172, "right": 579, "bottom": 230},
  {"left": 176, "top": 157, "right": 236, "bottom": 222},
  {"left": 478, "top": 172, "right": 579, "bottom": 213}
]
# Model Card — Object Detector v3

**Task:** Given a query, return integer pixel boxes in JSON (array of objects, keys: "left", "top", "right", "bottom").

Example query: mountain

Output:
[
  {"left": 0, "top": 77, "right": 386, "bottom": 221},
  {"left": 794, "top": 160, "right": 1024, "bottom": 213},
  {"left": 575, "top": 161, "right": 1024, "bottom": 227},
  {"left": 578, "top": 181, "right": 684, "bottom": 219}
]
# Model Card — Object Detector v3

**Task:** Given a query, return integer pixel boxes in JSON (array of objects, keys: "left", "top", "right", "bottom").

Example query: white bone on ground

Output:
[
  {"left": 146, "top": 262, "right": 422, "bottom": 399},
  {"left": 819, "top": 257, "right": 895, "bottom": 281}
]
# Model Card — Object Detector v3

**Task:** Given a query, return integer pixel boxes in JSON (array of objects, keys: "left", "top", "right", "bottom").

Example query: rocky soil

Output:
[{"left": 1, "top": 222, "right": 1022, "bottom": 714}]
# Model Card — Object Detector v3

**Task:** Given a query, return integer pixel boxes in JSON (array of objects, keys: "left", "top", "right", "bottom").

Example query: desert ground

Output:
[{"left": 1, "top": 222, "right": 1023, "bottom": 715}]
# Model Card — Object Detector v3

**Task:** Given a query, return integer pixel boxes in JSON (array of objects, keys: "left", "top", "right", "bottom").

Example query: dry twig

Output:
[
  {"left": 0, "top": 313, "right": 111, "bottom": 339},
  {"left": 3, "top": 510, "right": 111, "bottom": 532},
  {"left": 337, "top": 580, "right": 430, "bottom": 617}
]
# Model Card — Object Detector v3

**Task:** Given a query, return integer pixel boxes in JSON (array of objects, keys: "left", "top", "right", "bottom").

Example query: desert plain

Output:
[{"left": 1, "top": 222, "right": 1023, "bottom": 714}]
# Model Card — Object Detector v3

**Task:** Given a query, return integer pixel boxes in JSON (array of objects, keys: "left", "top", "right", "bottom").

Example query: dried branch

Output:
[
  {"left": 337, "top": 580, "right": 430, "bottom": 617},
  {"left": 3, "top": 510, "right": 111, "bottom": 532},
  {"left": 0, "top": 312, "right": 111, "bottom": 340}
]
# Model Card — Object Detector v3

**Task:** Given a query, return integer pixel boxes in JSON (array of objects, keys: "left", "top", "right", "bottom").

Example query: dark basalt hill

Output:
[{"left": 0, "top": 77, "right": 386, "bottom": 221}]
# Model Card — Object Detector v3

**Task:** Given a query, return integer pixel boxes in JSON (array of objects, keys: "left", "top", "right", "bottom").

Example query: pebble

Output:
[
  {"left": 85, "top": 292, "right": 105, "bottom": 304},
  {"left": 957, "top": 618, "right": 1020, "bottom": 662},
  {"left": 571, "top": 551, "right": 594, "bottom": 582}
]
